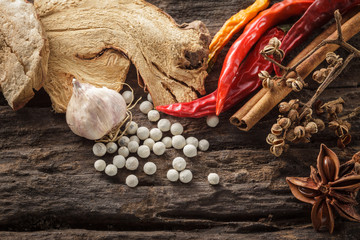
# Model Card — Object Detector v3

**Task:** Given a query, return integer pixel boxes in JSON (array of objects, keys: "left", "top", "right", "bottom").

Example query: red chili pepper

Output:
[
  {"left": 156, "top": 27, "right": 285, "bottom": 118},
  {"left": 215, "top": 0, "right": 314, "bottom": 115},
  {"left": 275, "top": 0, "right": 360, "bottom": 75}
]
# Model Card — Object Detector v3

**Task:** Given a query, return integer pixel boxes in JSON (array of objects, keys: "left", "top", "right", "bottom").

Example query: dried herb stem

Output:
[
  {"left": 304, "top": 53, "right": 354, "bottom": 109},
  {"left": 340, "top": 106, "right": 360, "bottom": 120}
]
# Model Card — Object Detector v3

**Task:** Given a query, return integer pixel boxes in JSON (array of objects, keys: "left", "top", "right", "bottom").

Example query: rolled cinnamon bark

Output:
[{"left": 230, "top": 11, "right": 360, "bottom": 131}]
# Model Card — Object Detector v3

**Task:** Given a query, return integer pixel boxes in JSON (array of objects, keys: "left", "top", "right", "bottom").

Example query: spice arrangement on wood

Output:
[{"left": 1, "top": 0, "right": 360, "bottom": 237}]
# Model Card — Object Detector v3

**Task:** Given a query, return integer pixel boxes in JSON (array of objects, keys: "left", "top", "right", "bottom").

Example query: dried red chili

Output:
[
  {"left": 215, "top": 0, "right": 314, "bottom": 115},
  {"left": 277, "top": 0, "right": 360, "bottom": 73},
  {"left": 156, "top": 27, "right": 285, "bottom": 118},
  {"left": 208, "top": 0, "right": 270, "bottom": 67}
]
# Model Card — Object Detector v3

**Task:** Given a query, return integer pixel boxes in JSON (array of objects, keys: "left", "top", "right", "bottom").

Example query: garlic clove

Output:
[{"left": 66, "top": 79, "right": 127, "bottom": 140}]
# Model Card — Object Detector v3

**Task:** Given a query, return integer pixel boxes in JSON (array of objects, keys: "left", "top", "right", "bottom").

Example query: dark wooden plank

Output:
[
  {"left": 0, "top": 87, "right": 360, "bottom": 237},
  {"left": 1, "top": 225, "right": 360, "bottom": 240},
  {"left": 1, "top": 0, "right": 360, "bottom": 238}
]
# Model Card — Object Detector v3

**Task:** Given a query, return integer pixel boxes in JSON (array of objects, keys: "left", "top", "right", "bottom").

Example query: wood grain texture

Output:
[{"left": 1, "top": 0, "right": 360, "bottom": 238}]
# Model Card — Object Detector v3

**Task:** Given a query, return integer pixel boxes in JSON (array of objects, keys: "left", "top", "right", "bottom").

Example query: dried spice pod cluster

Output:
[
  {"left": 312, "top": 52, "right": 343, "bottom": 83},
  {"left": 267, "top": 99, "right": 325, "bottom": 157},
  {"left": 266, "top": 95, "right": 355, "bottom": 156},
  {"left": 287, "top": 144, "right": 360, "bottom": 233},
  {"left": 315, "top": 97, "right": 352, "bottom": 149},
  {"left": 265, "top": 45, "right": 358, "bottom": 156}
]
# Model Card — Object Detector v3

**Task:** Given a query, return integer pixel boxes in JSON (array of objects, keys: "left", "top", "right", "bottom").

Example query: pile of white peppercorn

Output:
[{"left": 93, "top": 91, "right": 220, "bottom": 187}]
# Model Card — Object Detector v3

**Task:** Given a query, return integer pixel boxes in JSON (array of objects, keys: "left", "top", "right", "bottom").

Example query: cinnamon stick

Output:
[
  {"left": 230, "top": 16, "right": 341, "bottom": 128},
  {"left": 231, "top": 11, "right": 360, "bottom": 131}
]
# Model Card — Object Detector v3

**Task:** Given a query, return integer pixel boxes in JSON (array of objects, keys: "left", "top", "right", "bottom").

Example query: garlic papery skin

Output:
[{"left": 66, "top": 80, "right": 127, "bottom": 140}]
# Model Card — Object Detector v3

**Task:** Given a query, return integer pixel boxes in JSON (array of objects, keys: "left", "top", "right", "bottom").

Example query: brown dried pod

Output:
[
  {"left": 312, "top": 68, "right": 327, "bottom": 83},
  {"left": 271, "top": 123, "right": 283, "bottom": 136},
  {"left": 344, "top": 121, "right": 351, "bottom": 130},
  {"left": 294, "top": 126, "right": 306, "bottom": 138},
  {"left": 286, "top": 78, "right": 295, "bottom": 88},
  {"left": 314, "top": 100, "right": 324, "bottom": 114},
  {"left": 335, "top": 103, "right": 344, "bottom": 114},
  {"left": 288, "top": 99, "right": 300, "bottom": 110},
  {"left": 279, "top": 102, "right": 291, "bottom": 113},
  {"left": 269, "top": 37, "right": 281, "bottom": 48},
  {"left": 286, "top": 144, "right": 360, "bottom": 234},
  {"left": 266, "top": 133, "right": 277, "bottom": 145},
  {"left": 302, "top": 107, "right": 313, "bottom": 118},
  {"left": 262, "top": 78, "right": 274, "bottom": 89},
  {"left": 305, "top": 122, "right": 318, "bottom": 134},
  {"left": 273, "top": 49, "right": 285, "bottom": 61},
  {"left": 270, "top": 145, "right": 283, "bottom": 157},
  {"left": 288, "top": 109, "right": 299, "bottom": 122},
  {"left": 326, "top": 52, "right": 338, "bottom": 65},
  {"left": 291, "top": 79, "right": 304, "bottom": 92},
  {"left": 277, "top": 117, "right": 291, "bottom": 130},
  {"left": 313, "top": 118, "right": 325, "bottom": 131},
  {"left": 328, "top": 105, "right": 337, "bottom": 115},
  {"left": 335, "top": 124, "right": 349, "bottom": 137},
  {"left": 263, "top": 45, "right": 276, "bottom": 56},
  {"left": 285, "top": 129, "right": 297, "bottom": 142},
  {"left": 273, "top": 138, "right": 285, "bottom": 147},
  {"left": 328, "top": 121, "right": 340, "bottom": 130},
  {"left": 258, "top": 70, "right": 270, "bottom": 80},
  {"left": 337, "top": 133, "right": 351, "bottom": 149}
]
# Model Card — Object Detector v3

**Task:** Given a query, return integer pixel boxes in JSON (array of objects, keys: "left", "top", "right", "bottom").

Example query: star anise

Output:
[{"left": 286, "top": 144, "right": 360, "bottom": 233}]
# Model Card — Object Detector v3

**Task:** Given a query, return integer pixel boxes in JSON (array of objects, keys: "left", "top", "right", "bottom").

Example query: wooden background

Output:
[{"left": 1, "top": 0, "right": 360, "bottom": 239}]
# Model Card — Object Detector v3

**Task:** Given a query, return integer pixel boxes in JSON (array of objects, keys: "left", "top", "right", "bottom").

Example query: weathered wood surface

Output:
[{"left": 1, "top": 0, "right": 360, "bottom": 239}]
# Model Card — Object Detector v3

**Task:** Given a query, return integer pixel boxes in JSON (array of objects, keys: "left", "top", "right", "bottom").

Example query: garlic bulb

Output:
[{"left": 66, "top": 79, "right": 127, "bottom": 140}]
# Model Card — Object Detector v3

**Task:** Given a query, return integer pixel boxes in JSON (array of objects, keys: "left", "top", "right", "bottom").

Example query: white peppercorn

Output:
[
  {"left": 198, "top": 139, "right": 210, "bottom": 151},
  {"left": 183, "top": 144, "right": 197, "bottom": 158},
  {"left": 122, "top": 90, "right": 133, "bottom": 104},
  {"left": 143, "top": 162, "right": 157, "bottom": 175},
  {"left": 94, "top": 159, "right": 106, "bottom": 171},
  {"left": 208, "top": 173, "right": 220, "bottom": 185},
  {"left": 105, "top": 164, "right": 118, "bottom": 176},
  {"left": 148, "top": 110, "right": 160, "bottom": 122},
  {"left": 172, "top": 135, "right": 186, "bottom": 149},
  {"left": 157, "top": 119, "right": 171, "bottom": 132},
  {"left": 118, "top": 146, "right": 129, "bottom": 157},
  {"left": 206, "top": 115, "right": 219, "bottom": 128},
  {"left": 143, "top": 138, "right": 155, "bottom": 150},
  {"left": 126, "top": 174, "right": 138, "bottom": 188},
  {"left": 137, "top": 145, "right": 150, "bottom": 158},
  {"left": 167, "top": 169, "right": 179, "bottom": 182},
  {"left": 93, "top": 143, "right": 107, "bottom": 157},
  {"left": 150, "top": 128, "right": 162, "bottom": 141},
  {"left": 128, "top": 141, "right": 139, "bottom": 153},
  {"left": 106, "top": 142, "right": 118, "bottom": 154},
  {"left": 147, "top": 93, "right": 153, "bottom": 103},
  {"left": 129, "top": 135, "right": 140, "bottom": 144},
  {"left": 170, "top": 122, "right": 183, "bottom": 135},
  {"left": 172, "top": 157, "right": 186, "bottom": 171},
  {"left": 126, "top": 121, "right": 138, "bottom": 135},
  {"left": 125, "top": 156, "right": 139, "bottom": 171},
  {"left": 186, "top": 137, "right": 199, "bottom": 148},
  {"left": 137, "top": 126, "right": 150, "bottom": 140},
  {"left": 153, "top": 142, "right": 166, "bottom": 156},
  {"left": 179, "top": 169, "right": 193, "bottom": 183},
  {"left": 113, "top": 155, "right": 126, "bottom": 168},
  {"left": 139, "top": 101, "right": 153, "bottom": 114},
  {"left": 118, "top": 136, "right": 130, "bottom": 147},
  {"left": 162, "top": 137, "right": 172, "bottom": 148}
]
